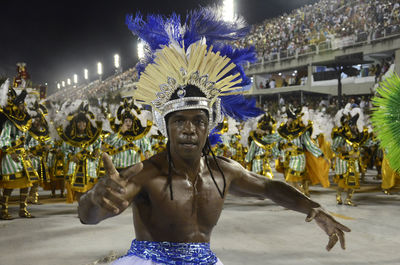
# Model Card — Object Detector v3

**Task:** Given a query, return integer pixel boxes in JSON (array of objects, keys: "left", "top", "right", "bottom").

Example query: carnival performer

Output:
[
  {"left": 58, "top": 103, "right": 103, "bottom": 202},
  {"left": 103, "top": 99, "right": 152, "bottom": 171},
  {"left": 277, "top": 106, "right": 328, "bottom": 196},
  {"left": 368, "top": 133, "right": 383, "bottom": 180},
  {"left": 245, "top": 113, "right": 280, "bottom": 179},
  {"left": 78, "top": 9, "right": 350, "bottom": 265},
  {"left": 48, "top": 140, "right": 66, "bottom": 198},
  {"left": 0, "top": 81, "right": 38, "bottom": 219},
  {"left": 26, "top": 102, "right": 52, "bottom": 204},
  {"left": 227, "top": 133, "right": 246, "bottom": 165},
  {"left": 96, "top": 130, "right": 111, "bottom": 179},
  {"left": 331, "top": 107, "right": 369, "bottom": 206},
  {"left": 150, "top": 130, "right": 167, "bottom": 155}
]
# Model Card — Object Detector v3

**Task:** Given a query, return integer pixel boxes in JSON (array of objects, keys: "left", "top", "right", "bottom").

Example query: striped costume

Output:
[
  {"left": 0, "top": 120, "right": 38, "bottom": 188},
  {"left": 245, "top": 132, "right": 280, "bottom": 179},
  {"left": 227, "top": 134, "right": 246, "bottom": 166},
  {"left": 45, "top": 140, "right": 66, "bottom": 197},
  {"left": 150, "top": 134, "right": 167, "bottom": 155},
  {"left": 26, "top": 133, "right": 51, "bottom": 185},
  {"left": 277, "top": 122, "right": 324, "bottom": 183},
  {"left": 331, "top": 127, "right": 369, "bottom": 190},
  {"left": 47, "top": 140, "right": 66, "bottom": 182},
  {"left": 105, "top": 133, "right": 152, "bottom": 170},
  {"left": 62, "top": 138, "right": 101, "bottom": 193}
]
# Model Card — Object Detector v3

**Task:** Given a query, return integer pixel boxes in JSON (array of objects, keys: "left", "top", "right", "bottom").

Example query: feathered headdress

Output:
[
  {"left": 286, "top": 105, "right": 302, "bottom": 120},
  {"left": 109, "top": 98, "right": 152, "bottom": 141},
  {"left": 0, "top": 80, "right": 31, "bottom": 132},
  {"left": 372, "top": 73, "right": 400, "bottom": 170},
  {"left": 126, "top": 7, "right": 263, "bottom": 137},
  {"left": 335, "top": 103, "right": 364, "bottom": 132},
  {"left": 27, "top": 101, "right": 50, "bottom": 142},
  {"left": 116, "top": 98, "right": 141, "bottom": 121},
  {"left": 0, "top": 79, "right": 10, "bottom": 108},
  {"left": 28, "top": 101, "right": 48, "bottom": 118},
  {"left": 257, "top": 112, "right": 276, "bottom": 132},
  {"left": 57, "top": 102, "right": 103, "bottom": 147}
]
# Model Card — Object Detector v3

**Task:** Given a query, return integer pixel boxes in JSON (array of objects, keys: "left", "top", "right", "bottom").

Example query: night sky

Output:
[{"left": 0, "top": 0, "right": 317, "bottom": 93}]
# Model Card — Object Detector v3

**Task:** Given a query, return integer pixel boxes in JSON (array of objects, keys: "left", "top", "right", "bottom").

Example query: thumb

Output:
[
  {"left": 305, "top": 208, "right": 317, "bottom": 222},
  {"left": 120, "top": 162, "right": 144, "bottom": 181},
  {"left": 102, "top": 153, "right": 118, "bottom": 177}
]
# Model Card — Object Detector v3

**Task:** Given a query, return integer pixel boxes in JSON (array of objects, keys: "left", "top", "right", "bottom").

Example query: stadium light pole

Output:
[
  {"left": 222, "top": 0, "right": 234, "bottom": 22},
  {"left": 84, "top": 68, "right": 89, "bottom": 82},
  {"left": 57, "top": 83, "right": 61, "bottom": 89},
  {"left": 73, "top": 74, "right": 78, "bottom": 85},
  {"left": 62, "top": 81, "right": 65, "bottom": 88},
  {"left": 67, "top": 78, "right": 71, "bottom": 86},
  {"left": 97, "top": 62, "right": 103, "bottom": 82},
  {"left": 137, "top": 41, "right": 145, "bottom": 60},
  {"left": 114, "top": 54, "right": 121, "bottom": 74}
]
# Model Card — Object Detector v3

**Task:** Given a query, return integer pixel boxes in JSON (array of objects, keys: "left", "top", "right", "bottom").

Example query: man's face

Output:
[
  {"left": 350, "top": 124, "right": 358, "bottom": 134},
  {"left": 33, "top": 117, "right": 41, "bottom": 128},
  {"left": 122, "top": 118, "right": 133, "bottom": 131},
  {"left": 167, "top": 109, "right": 209, "bottom": 160},
  {"left": 77, "top": 120, "right": 87, "bottom": 134},
  {"left": 18, "top": 103, "right": 25, "bottom": 112}
]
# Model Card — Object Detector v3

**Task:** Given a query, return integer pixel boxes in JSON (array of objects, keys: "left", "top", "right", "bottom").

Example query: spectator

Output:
[
  {"left": 375, "top": 63, "right": 382, "bottom": 83},
  {"left": 269, "top": 79, "right": 276, "bottom": 88}
]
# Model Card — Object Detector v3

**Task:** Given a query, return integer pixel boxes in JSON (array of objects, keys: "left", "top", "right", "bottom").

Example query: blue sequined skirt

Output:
[{"left": 114, "top": 239, "right": 220, "bottom": 265}]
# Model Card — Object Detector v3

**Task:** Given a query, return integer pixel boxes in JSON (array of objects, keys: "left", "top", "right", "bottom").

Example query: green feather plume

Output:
[{"left": 372, "top": 73, "right": 400, "bottom": 171}]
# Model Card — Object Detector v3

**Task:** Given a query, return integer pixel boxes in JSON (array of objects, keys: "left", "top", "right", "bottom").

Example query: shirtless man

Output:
[
  {"left": 78, "top": 109, "right": 350, "bottom": 264},
  {"left": 78, "top": 8, "right": 350, "bottom": 264}
]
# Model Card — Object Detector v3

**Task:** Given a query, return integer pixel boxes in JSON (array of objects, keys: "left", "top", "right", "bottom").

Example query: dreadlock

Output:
[
  {"left": 166, "top": 141, "right": 174, "bottom": 200},
  {"left": 166, "top": 138, "right": 227, "bottom": 200}
]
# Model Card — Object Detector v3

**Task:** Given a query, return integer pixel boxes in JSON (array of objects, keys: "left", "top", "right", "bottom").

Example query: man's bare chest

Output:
[{"left": 143, "top": 175, "right": 226, "bottom": 224}]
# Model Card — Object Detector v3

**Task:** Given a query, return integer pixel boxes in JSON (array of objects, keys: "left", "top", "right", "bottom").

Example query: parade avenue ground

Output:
[{"left": 1, "top": 168, "right": 399, "bottom": 265}]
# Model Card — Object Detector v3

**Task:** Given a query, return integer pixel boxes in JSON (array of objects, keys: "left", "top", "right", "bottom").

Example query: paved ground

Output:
[{"left": 0, "top": 169, "right": 399, "bottom": 265}]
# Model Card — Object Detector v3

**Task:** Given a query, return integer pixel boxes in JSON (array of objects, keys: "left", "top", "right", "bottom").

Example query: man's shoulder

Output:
[
  {"left": 142, "top": 152, "right": 168, "bottom": 177},
  {"left": 207, "top": 155, "right": 244, "bottom": 175},
  {"left": 123, "top": 152, "right": 168, "bottom": 187}
]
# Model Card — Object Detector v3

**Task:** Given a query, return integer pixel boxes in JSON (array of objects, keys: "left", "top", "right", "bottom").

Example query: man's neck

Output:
[{"left": 170, "top": 154, "right": 203, "bottom": 181}]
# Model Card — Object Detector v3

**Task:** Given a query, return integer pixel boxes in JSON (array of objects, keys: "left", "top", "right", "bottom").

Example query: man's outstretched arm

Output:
[
  {"left": 78, "top": 153, "right": 143, "bottom": 224},
  {"left": 228, "top": 160, "right": 351, "bottom": 251}
]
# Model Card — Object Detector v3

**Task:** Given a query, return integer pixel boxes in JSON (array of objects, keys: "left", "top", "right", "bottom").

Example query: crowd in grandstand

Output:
[
  {"left": 236, "top": 0, "right": 400, "bottom": 61},
  {"left": 49, "top": 67, "right": 138, "bottom": 102}
]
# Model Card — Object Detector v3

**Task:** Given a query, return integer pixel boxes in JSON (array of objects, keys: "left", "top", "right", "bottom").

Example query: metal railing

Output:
[{"left": 247, "top": 24, "right": 400, "bottom": 69}]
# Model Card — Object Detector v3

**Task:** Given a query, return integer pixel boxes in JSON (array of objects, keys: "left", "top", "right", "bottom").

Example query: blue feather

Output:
[
  {"left": 126, "top": 13, "right": 182, "bottom": 76},
  {"left": 183, "top": 7, "right": 250, "bottom": 48},
  {"left": 208, "top": 128, "right": 223, "bottom": 146},
  {"left": 126, "top": 7, "right": 262, "bottom": 122},
  {"left": 213, "top": 44, "right": 257, "bottom": 88},
  {"left": 220, "top": 95, "right": 263, "bottom": 121}
]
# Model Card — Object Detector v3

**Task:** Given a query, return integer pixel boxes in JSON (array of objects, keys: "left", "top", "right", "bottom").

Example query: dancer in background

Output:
[
  {"left": 277, "top": 106, "right": 327, "bottom": 196},
  {"left": 26, "top": 102, "right": 52, "bottom": 204},
  {"left": 0, "top": 82, "right": 38, "bottom": 219},
  {"left": 246, "top": 113, "right": 280, "bottom": 179},
  {"left": 103, "top": 99, "right": 152, "bottom": 171},
  {"left": 58, "top": 103, "right": 103, "bottom": 202},
  {"left": 332, "top": 106, "right": 369, "bottom": 206}
]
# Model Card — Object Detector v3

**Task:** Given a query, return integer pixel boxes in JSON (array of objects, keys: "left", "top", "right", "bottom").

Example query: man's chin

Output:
[{"left": 177, "top": 145, "right": 202, "bottom": 157}]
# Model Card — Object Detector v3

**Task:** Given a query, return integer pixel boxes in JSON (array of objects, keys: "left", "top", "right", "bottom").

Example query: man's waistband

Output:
[{"left": 120, "top": 239, "right": 218, "bottom": 265}]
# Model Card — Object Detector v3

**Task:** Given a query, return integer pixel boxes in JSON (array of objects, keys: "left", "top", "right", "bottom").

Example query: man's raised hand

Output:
[
  {"left": 91, "top": 153, "right": 143, "bottom": 215},
  {"left": 306, "top": 207, "right": 351, "bottom": 251}
]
